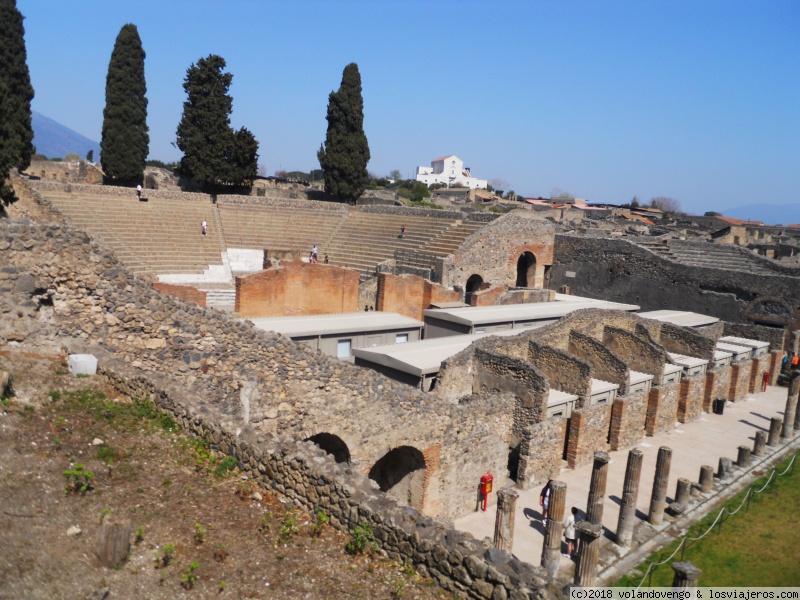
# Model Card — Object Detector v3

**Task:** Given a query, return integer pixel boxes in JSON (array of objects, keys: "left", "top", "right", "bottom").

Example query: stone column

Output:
[
  {"left": 753, "top": 430, "right": 767, "bottom": 456},
  {"left": 493, "top": 487, "right": 519, "bottom": 552},
  {"left": 674, "top": 478, "right": 692, "bottom": 507},
  {"left": 717, "top": 457, "right": 734, "bottom": 480},
  {"left": 586, "top": 451, "right": 610, "bottom": 526},
  {"left": 698, "top": 465, "right": 714, "bottom": 492},
  {"left": 648, "top": 446, "right": 672, "bottom": 526},
  {"left": 782, "top": 392, "right": 798, "bottom": 439},
  {"left": 615, "top": 448, "right": 644, "bottom": 547},
  {"left": 737, "top": 445, "right": 751, "bottom": 468},
  {"left": 672, "top": 561, "right": 702, "bottom": 587},
  {"left": 573, "top": 521, "right": 603, "bottom": 587},
  {"left": 541, "top": 480, "right": 567, "bottom": 576},
  {"left": 767, "top": 417, "right": 782, "bottom": 446}
]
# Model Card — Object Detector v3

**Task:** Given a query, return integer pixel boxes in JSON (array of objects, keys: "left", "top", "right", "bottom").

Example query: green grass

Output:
[
  {"left": 617, "top": 452, "right": 800, "bottom": 587},
  {"left": 54, "top": 388, "right": 176, "bottom": 434}
]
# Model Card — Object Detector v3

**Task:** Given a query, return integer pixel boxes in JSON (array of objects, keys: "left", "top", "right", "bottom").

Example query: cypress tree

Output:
[
  {"left": 0, "top": 0, "right": 35, "bottom": 207},
  {"left": 317, "top": 63, "right": 370, "bottom": 203},
  {"left": 176, "top": 55, "right": 258, "bottom": 192},
  {"left": 100, "top": 23, "right": 149, "bottom": 185}
]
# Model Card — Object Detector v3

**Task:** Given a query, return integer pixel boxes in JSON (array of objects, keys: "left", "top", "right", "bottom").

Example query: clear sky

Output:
[{"left": 17, "top": 0, "right": 800, "bottom": 214}]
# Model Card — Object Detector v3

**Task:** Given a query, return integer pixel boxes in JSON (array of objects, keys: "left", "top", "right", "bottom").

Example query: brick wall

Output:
[
  {"left": 152, "top": 282, "right": 207, "bottom": 307},
  {"left": 235, "top": 260, "right": 359, "bottom": 317},
  {"left": 565, "top": 403, "right": 612, "bottom": 468},
  {"left": 376, "top": 272, "right": 459, "bottom": 320},
  {"left": 677, "top": 374, "right": 705, "bottom": 423},
  {"left": 609, "top": 389, "right": 648, "bottom": 450},
  {"left": 728, "top": 360, "right": 753, "bottom": 401},
  {"left": 645, "top": 381, "right": 680, "bottom": 435},
  {"left": 704, "top": 367, "right": 732, "bottom": 410}
]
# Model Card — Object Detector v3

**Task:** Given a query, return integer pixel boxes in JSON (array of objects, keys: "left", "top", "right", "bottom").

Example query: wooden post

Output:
[{"left": 96, "top": 518, "right": 132, "bottom": 568}]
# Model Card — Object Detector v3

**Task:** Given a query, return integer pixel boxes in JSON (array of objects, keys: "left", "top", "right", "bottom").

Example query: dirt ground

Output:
[{"left": 0, "top": 350, "right": 450, "bottom": 599}]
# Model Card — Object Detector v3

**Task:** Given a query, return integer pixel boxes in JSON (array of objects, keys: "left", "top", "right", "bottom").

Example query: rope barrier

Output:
[{"left": 633, "top": 450, "right": 797, "bottom": 589}]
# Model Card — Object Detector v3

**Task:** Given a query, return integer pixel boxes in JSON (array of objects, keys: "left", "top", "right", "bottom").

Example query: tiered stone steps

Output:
[
  {"left": 420, "top": 220, "right": 485, "bottom": 256},
  {"left": 217, "top": 203, "right": 347, "bottom": 254},
  {"left": 323, "top": 212, "right": 457, "bottom": 278},
  {"left": 39, "top": 190, "right": 224, "bottom": 276},
  {"left": 635, "top": 239, "right": 778, "bottom": 275}
]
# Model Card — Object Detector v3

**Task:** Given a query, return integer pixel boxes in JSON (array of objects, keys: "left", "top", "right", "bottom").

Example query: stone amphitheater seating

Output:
[
  {"left": 636, "top": 239, "right": 781, "bottom": 275},
  {"left": 39, "top": 190, "right": 224, "bottom": 276},
  {"left": 33, "top": 184, "right": 492, "bottom": 286}
]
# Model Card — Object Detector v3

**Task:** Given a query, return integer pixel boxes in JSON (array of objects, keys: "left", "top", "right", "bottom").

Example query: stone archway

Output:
[
  {"left": 515, "top": 251, "right": 537, "bottom": 287},
  {"left": 465, "top": 274, "right": 484, "bottom": 306},
  {"left": 744, "top": 296, "right": 793, "bottom": 327},
  {"left": 306, "top": 433, "right": 351, "bottom": 464},
  {"left": 368, "top": 446, "right": 426, "bottom": 509}
]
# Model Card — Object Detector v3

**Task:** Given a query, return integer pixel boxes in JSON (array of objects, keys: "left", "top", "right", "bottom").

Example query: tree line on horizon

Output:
[{"left": 0, "top": 1, "right": 370, "bottom": 205}]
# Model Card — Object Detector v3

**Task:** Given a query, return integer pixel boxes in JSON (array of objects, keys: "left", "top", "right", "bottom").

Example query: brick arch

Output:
[
  {"left": 744, "top": 296, "right": 793, "bottom": 326},
  {"left": 515, "top": 251, "right": 537, "bottom": 287},
  {"left": 368, "top": 445, "right": 427, "bottom": 510}
]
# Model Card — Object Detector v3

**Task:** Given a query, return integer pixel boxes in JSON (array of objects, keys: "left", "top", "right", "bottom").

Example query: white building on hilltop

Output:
[{"left": 415, "top": 155, "right": 487, "bottom": 190}]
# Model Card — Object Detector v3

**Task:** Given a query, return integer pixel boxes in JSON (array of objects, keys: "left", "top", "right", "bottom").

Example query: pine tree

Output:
[
  {"left": 176, "top": 55, "right": 258, "bottom": 192},
  {"left": 100, "top": 23, "right": 149, "bottom": 185},
  {"left": 0, "top": 0, "right": 35, "bottom": 207},
  {"left": 317, "top": 63, "right": 370, "bottom": 203}
]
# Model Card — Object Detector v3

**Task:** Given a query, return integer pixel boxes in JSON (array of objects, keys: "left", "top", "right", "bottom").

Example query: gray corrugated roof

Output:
[{"left": 246, "top": 312, "right": 424, "bottom": 337}]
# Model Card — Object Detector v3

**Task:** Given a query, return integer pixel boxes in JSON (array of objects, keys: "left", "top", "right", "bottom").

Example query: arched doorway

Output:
[
  {"left": 368, "top": 446, "right": 426, "bottom": 509},
  {"left": 465, "top": 274, "right": 484, "bottom": 306},
  {"left": 515, "top": 251, "right": 537, "bottom": 287},
  {"left": 306, "top": 433, "right": 351, "bottom": 464}
]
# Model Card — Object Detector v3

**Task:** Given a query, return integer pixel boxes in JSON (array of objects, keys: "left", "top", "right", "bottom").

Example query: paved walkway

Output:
[{"left": 454, "top": 385, "right": 791, "bottom": 575}]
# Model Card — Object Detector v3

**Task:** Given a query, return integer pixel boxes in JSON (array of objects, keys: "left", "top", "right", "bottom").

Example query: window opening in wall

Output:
[
  {"left": 369, "top": 446, "right": 426, "bottom": 510},
  {"left": 336, "top": 339, "right": 352, "bottom": 358},
  {"left": 396, "top": 334, "right": 408, "bottom": 344},
  {"left": 562, "top": 416, "right": 572, "bottom": 461},
  {"left": 515, "top": 251, "right": 537, "bottom": 287},
  {"left": 465, "top": 274, "right": 484, "bottom": 306}
]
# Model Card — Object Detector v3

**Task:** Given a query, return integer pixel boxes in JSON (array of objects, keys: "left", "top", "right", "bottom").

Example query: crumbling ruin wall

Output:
[
  {"left": 705, "top": 366, "right": 732, "bottom": 409},
  {"left": 645, "top": 380, "right": 680, "bottom": 436},
  {"left": 550, "top": 234, "right": 800, "bottom": 341},
  {"left": 152, "top": 282, "right": 206, "bottom": 307},
  {"left": 677, "top": 374, "right": 705, "bottom": 423},
  {"left": 519, "top": 419, "right": 566, "bottom": 487},
  {"left": 609, "top": 389, "right": 648, "bottom": 450},
  {"left": 528, "top": 341, "right": 592, "bottom": 402},
  {"left": 569, "top": 331, "right": 629, "bottom": 392},
  {"left": 722, "top": 321, "right": 787, "bottom": 353},
  {"left": 603, "top": 326, "right": 669, "bottom": 385},
  {"left": 565, "top": 403, "right": 612, "bottom": 468},
  {"left": 728, "top": 360, "right": 753, "bottom": 401},
  {"left": 640, "top": 321, "right": 716, "bottom": 361}
]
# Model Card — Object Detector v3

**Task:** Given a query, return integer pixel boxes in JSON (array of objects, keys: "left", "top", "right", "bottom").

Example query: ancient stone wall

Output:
[
  {"left": 677, "top": 375, "right": 705, "bottom": 423},
  {"left": 609, "top": 390, "right": 648, "bottom": 450},
  {"left": 235, "top": 260, "right": 360, "bottom": 317},
  {"left": 151, "top": 282, "right": 206, "bottom": 307},
  {"left": 442, "top": 212, "right": 555, "bottom": 291},
  {"left": 603, "top": 326, "right": 669, "bottom": 385},
  {"left": 645, "top": 381, "right": 680, "bottom": 435},
  {"left": 519, "top": 419, "right": 566, "bottom": 487},
  {"left": 722, "top": 321, "right": 787, "bottom": 353},
  {"left": 98, "top": 361, "right": 556, "bottom": 599},
  {"left": 565, "top": 403, "right": 612, "bottom": 468},
  {"left": 728, "top": 360, "right": 753, "bottom": 402},
  {"left": 550, "top": 234, "right": 800, "bottom": 340},
  {"left": 24, "top": 160, "right": 103, "bottom": 184},
  {"left": 569, "top": 331, "right": 629, "bottom": 392},
  {"left": 376, "top": 272, "right": 460, "bottom": 320},
  {"left": 528, "top": 341, "right": 592, "bottom": 402},
  {"left": 642, "top": 321, "right": 717, "bottom": 361}
]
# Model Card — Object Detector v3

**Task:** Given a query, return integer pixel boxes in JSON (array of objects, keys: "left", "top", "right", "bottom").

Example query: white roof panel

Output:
[
  {"left": 246, "top": 311, "right": 424, "bottom": 337},
  {"left": 630, "top": 370, "right": 654, "bottom": 385},
  {"left": 716, "top": 341, "right": 753, "bottom": 356},
  {"left": 639, "top": 310, "right": 720, "bottom": 327},
  {"left": 718, "top": 336, "right": 770, "bottom": 351},
  {"left": 667, "top": 352, "right": 709, "bottom": 368}
]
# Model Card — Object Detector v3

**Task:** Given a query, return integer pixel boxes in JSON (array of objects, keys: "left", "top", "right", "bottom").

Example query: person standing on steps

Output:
[
  {"left": 400, "top": 225, "right": 406, "bottom": 239},
  {"left": 201, "top": 220, "right": 207, "bottom": 236},
  {"left": 136, "top": 184, "right": 142, "bottom": 199},
  {"left": 311, "top": 245, "right": 319, "bottom": 262}
]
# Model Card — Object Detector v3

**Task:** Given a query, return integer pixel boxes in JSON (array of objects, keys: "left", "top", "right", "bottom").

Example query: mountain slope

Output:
[{"left": 32, "top": 111, "right": 101, "bottom": 160}]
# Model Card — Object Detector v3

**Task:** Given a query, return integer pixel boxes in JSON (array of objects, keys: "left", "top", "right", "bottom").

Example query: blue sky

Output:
[{"left": 18, "top": 0, "right": 799, "bottom": 214}]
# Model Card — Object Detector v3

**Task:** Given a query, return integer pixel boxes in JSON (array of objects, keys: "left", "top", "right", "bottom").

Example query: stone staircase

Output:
[{"left": 635, "top": 239, "right": 781, "bottom": 275}]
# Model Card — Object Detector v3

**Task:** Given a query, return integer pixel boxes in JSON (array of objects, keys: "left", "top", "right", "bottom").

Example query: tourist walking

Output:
[
  {"left": 539, "top": 480, "right": 552, "bottom": 525},
  {"left": 400, "top": 225, "right": 406, "bottom": 239},
  {"left": 136, "top": 184, "right": 142, "bottom": 199},
  {"left": 201, "top": 220, "right": 207, "bottom": 236},
  {"left": 563, "top": 506, "right": 579, "bottom": 558},
  {"left": 311, "top": 245, "right": 319, "bottom": 261}
]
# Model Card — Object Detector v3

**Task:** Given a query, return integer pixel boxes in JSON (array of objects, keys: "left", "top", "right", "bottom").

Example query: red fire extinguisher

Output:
[
  {"left": 762, "top": 371, "right": 770, "bottom": 392},
  {"left": 479, "top": 472, "right": 493, "bottom": 512}
]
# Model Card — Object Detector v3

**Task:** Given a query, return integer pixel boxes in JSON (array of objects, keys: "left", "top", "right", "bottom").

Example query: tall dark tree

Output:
[
  {"left": 176, "top": 55, "right": 258, "bottom": 191},
  {"left": 0, "top": 0, "right": 35, "bottom": 207},
  {"left": 317, "top": 63, "right": 370, "bottom": 203},
  {"left": 100, "top": 23, "right": 149, "bottom": 185}
]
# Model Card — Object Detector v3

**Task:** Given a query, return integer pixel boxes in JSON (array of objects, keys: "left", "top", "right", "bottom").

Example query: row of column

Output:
[{"left": 490, "top": 383, "right": 799, "bottom": 586}]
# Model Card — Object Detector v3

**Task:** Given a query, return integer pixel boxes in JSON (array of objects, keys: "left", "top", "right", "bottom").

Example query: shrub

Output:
[
  {"left": 345, "top": 521, "right": 375, "bottom": 555},
  {"left": 64, "top": 463, "right": 94, "bottom": 495}
]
